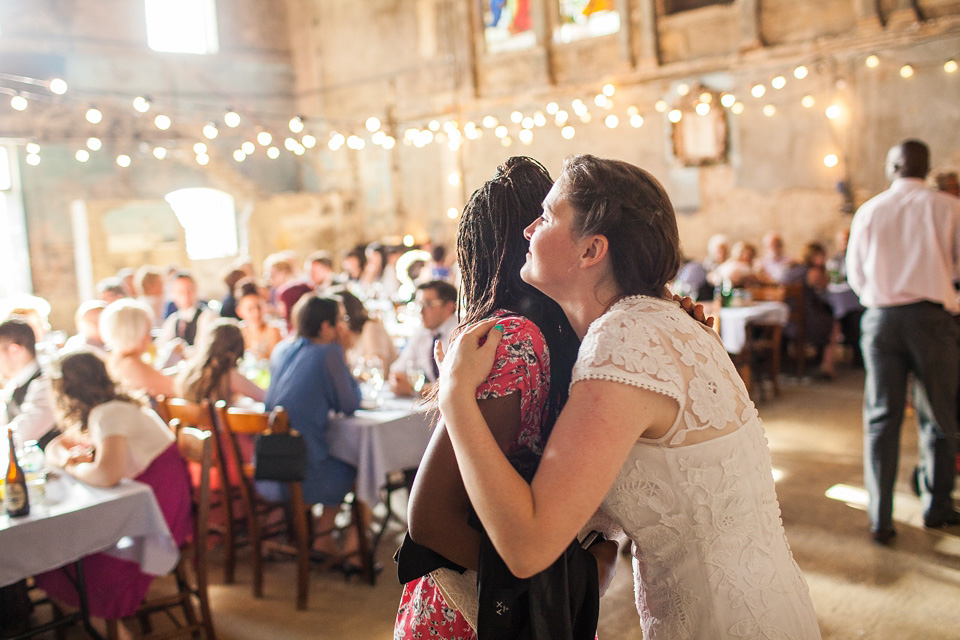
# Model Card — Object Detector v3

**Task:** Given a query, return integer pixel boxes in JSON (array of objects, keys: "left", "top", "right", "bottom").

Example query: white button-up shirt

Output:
[
  {"left": 1, "top": 359, "right": 57, "bottom": 443},
  {"left": 389, "top": 313, "right": 458, "bottom": 384},
  {"left": 846, "top": 178, "right": 960, "bottom": 312}
]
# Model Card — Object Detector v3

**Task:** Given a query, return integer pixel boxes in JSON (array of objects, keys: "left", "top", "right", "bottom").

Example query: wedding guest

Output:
[
  {"left": 176, "top": 319, "right": 264, "bottom": 405},
  {"left": 276, "top": 251, "right": 335, "bottom": 329},
  {"left": 100, "top": 299, "right": 175, "bottom": 398},
  {"left": 388, "top": 281, "right": 457, "bottom": 397},
  {"left": 61, "top": 300, "right": 108, "bottom": 360},
  {"left": 234, "top": 279, "right": 284, "bottom": 361},
  {"left": 96, "top": 278, "right": 127, "bottom": 304},
  {"left": 759, "top": 230, "right": 795, "bottom": 282},
  {"left": 0, "top": 318, "right": 57, "bottom": 448},
  {"left": 782, "top": 242, "right": 839, "bottom": 379},
  {"left": 328, "top": 286, "right": 397, "bottom": 370},
  {"left": 262, "top": 294, "right": 365, "bottom": 562},
  {"left": 219, "top": 268, "right": 246, "bottom": 320},
  {"left": 156, "top": 272, "right": 218, "bottom": 362},
  {"left": 135, "top": 266, "right": 166, "bottom": 328},
  {"left": 440, "top": 155, "right": 821, "bottom": 637},
  {"left": 37, "top": 351, "right": 191, "bottom": 640}
]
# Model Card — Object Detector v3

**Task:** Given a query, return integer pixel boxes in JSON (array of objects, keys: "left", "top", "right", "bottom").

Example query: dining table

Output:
[
  {"left": 716, "top": 300, "right": 791, "bottom": 355},
  {"left": 0, "top": 471, "right": 178, "bottom": 638}
]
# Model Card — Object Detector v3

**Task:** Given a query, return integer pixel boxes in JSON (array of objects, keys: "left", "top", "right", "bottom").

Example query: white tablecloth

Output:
[
  {"left": 0, "top": 474, "right": 179, "bottom": 587},
  {"left": 327, "top": 395, "right": 434, "bottom": 506},
  {"left": 718, "top": 301, "right": 790, "bottom": 355}
]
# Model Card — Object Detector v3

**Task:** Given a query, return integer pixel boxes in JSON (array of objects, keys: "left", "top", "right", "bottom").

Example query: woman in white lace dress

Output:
[{"left": 438, "top": 155, "right": 821, "bottom": 639}]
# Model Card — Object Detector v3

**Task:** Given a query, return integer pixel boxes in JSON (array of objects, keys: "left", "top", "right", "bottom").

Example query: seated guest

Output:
[
  {"left": 100, "top": 299, "right": 175, "bottom": 397},
  {"left": 262, "top": 294, "right": 364, "bottom": 560},
  {"left": 388, "top": 280, "right": 457, "bottom": 397},
  {"left": 218, "top": 268, "right": 247, "bottom": 320},
  {"left": 276, "top": 251, "right": 335, "bottom": 330},
  {"left": 2, "top": 295, "right": 53, "bottom": 345},
  {"left": 0, "top": 318, "right": 57, "bottom": 448},
  {"left": 235, "top": 278, "right": 284, "bottom": 361},
  {"left": 116, "top": 268, "right": 137, "bottom": 298},
  {"left": 263, "top": 252, "right": 296, "bottom": 308},
  {"left": 759, "top": 231, "right": 796, "bottom": 282},
  {"left": 96, "top": 277, "right": 128, "bottom": 304},
  {"left": 826, "top": 227, "right": 864, "bottom": 367},
  {"left": 711, "top": 241, "right": 770, "bottom": 288},
  {"left": 339, "top": 246, "right": 366, "bottom": 284},
  {"left": 673, "top": 257, "right": 710, "bottom": 301},
  {"left": 62, "top": 300, "right": 108, "bottom": 359},
  {"left": 135, "top": 266, "right": 167, "bottom": 328},
  {"left": 328, "top": 286, "right": 397, "bottom": 370},
  {"left": 176, "top": 319, "right": 264, "bottom": 405},
  {"left": 782, "top": 242, "right": 839, "bottom": 378},
  {"left": 702, "top": 233, "right": 730, "bottom": 275},
  {"left": 156, "top": 271, "right": 218, "bottom": 362},
  {"left": 37, "top": 352, "right": 191, "bottom": 640}
]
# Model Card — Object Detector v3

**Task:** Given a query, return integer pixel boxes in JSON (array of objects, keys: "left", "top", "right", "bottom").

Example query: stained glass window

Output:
[
  {"left": 483, "top": 0, "right": 536, "bottom": 53},
  {"left": 555, "top": 0, "right": 620, "bottom": 43}
]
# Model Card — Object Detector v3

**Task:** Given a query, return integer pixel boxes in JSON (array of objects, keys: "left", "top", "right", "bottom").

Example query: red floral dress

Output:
[{"left": 394, "top": 313, "right": 550, "bottom": 639}]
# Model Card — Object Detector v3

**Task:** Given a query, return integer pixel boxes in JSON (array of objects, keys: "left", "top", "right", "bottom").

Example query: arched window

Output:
[{"left": 164, "top": 188, "right": 238, "bottom": 260}]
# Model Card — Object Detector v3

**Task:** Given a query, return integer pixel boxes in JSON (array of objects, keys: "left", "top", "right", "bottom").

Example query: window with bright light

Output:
[
  {"left": 0, "top": 146, "right": 32, "bottom": 298},
  {"left": 554, "top": 0, "right": 621, "bottom": 44},
  {"left": 164, "top": 188, "right": 238, "bottom": 260},
  {"left": 145, "top": 0, "right": 219, "bottom": 54}
]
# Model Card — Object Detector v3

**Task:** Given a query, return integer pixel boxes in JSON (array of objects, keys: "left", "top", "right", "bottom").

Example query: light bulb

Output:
[
  {"left": 25, "top": 143, "right": 40, "bottom": 154},
  {"left": 763, "top": 104, "right": 776, "bottom": 117},
  {"left": 771, "top": 75, "right": 786, "bottom": 89},
  {"left": 241, "top": 141, "right": 255, "bottom": 155},
  {"left": 25, "top": 154, "right": 40, "bottom": 166},
  {"left": 302, "top": 134, "right": 317, "bottom": 149},
  {"left": 865, "top": 55, "right": 879, "bottom": 68},
  {"left": 794, "top": 65, "right": 809, "bottom": 79},
  {"left": 116, "top": 154, "right": 131, "bottom": 167},
  {"left": 696, "top": 103, "right": 710, "bottom": 116},
  {"left": 602, "top": 83, "right": 615, "bottom": 97},
  {"left": 203, "top": 123, "right": 219, "bottom": 139},
  {"left": 86, "top": 137, "right": 102, "bottom": 151},
  {"left": 366, "top": 117, "right": 381, "bottom": 132},
  {"left": 289, "top": 116, "right": 304, "bottom": 133},
  {"left": 132, "top": 96, "right": 151, "bottom": 113},
  {"left": 154, "top": 114, "right": 171, "bottom": 130},
  {"left": 668, "top": 109, "right": 682, "bottom": 123},
  {"left": 630, "top": 114, "right": 644, "bottom": 128},
  {"left": 655, "top": 100, "right": 668, "bottom": 113},
  {"left": 720, "top": 93, "right": 736, "bottom": 108},
  {"left": 193, "top": 142, "right": 207, "bottom": 155},
  {"left": 519, "top": 129, "right": 533, "bottom": 144},
  {"left": 824, "top": 153, "right": 839, "bottom": 167},
  {"left": 267, "top": 146, "right": 280, "bottom": 159},
  {"left": 85, "top": 108, "right": 102, "bottom": 124},
  {"left": 233, "top": 150, "right": 246, "bottom": 162},
  {"left": 511, "top": 111, "right": 523, "bottom": 123},
  {"left": 731, "top": 102, "right": 745, "bottom": 115},
  {"left": 257, "top": 131, "right": 272, "bottom": 146},
  {"left": 604, "top": 114, "right": 619, "bottom": 128},
  {"left": 945, "top": 60, "right": 958, "bottom": 73},
  {"left": 561, "top": 126, "right": 575, "bottom": 139},
  {"left": 447, "top": 207, "right": 458, "bottom": 219},
  {"left": 48, "top": 78, "right": 68, "bottom": 95},
  {"left": 75, "top": 149, "right": 90, "bottom": 162},
  {"left": 152, "top": 147, "right": 167, "bottom": 160},
  {"left": 546, "top": 102, "right": 559, "bottom": 114},
  {"left": 10, "top": 95, "right": 28, "bottom": 111},
  {"left": 899, "top": 64, "right": 914, "bottom": 78},
  {"left": 751, "top": 84, "right": 766, "bottom": 98},
  {"left": 224, "top": 111, "right": 241, "bottom": 128},
  {"left": 801, "top": 95, "right": 815, "bottom": 108},
  {"left": 196, "top": 154, "right": 210, "bottom": 165}
]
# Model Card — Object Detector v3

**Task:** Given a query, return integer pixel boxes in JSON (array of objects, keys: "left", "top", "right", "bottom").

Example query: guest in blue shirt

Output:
[{"left": 261, "top": 294, "right": 363, "bottom": 560}]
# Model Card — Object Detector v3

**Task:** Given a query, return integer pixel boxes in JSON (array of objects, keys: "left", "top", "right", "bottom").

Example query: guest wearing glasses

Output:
[{"left": 388, "top": 280, "right": 458, "bottom": 397}]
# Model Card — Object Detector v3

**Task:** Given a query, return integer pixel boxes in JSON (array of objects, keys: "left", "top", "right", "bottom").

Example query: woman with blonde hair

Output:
[
  {"left": 176, "top": 319, "right": 265, "bottom": 404},
  {"left": 99, "top": 298, "right": 174, "bottom": 397}
]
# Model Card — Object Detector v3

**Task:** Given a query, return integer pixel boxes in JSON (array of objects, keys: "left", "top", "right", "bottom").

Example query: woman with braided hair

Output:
[{"left": 176, "top": 319, "right": 265, "bottom": 405}]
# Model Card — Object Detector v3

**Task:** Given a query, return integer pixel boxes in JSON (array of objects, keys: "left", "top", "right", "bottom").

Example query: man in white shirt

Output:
[
  {"left": 156, "top": 272, "right": 218, "bottom": 364},
  {"left": 389, "top": 280, "right": 458, "bottom": 396},
  {"left": 0, "top": 319, "right": 57, "bottom": 448},
  {"left": 846, "top": 139, "right": 960, "bottom": 541}
]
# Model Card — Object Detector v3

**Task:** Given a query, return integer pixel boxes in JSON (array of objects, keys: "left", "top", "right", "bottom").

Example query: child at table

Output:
[{"left": 37, "top": 351, "right": 192, "bottom": 639}]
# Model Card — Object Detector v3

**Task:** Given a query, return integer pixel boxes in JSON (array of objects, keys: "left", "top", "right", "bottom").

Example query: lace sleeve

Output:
[{"left": 571, "top": 307, "right": 683, "bottom": 405}]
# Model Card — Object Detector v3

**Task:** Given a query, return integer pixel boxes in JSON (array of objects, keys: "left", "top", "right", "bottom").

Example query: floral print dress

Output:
[{"left": 394, "top": 312, "right": 550, "bottom": 639}]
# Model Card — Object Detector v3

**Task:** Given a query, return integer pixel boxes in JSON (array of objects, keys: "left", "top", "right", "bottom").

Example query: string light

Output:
[
  {"left": 347, "top": 135, "right": 365, "bottom": 149},
  {"left": 533, "top": 111, "right": 546, "bottom": 127},
  {"left": 676, "top": 83, "right": 690, "bottom": 96},
  {"left": 382, "top": 136, "right": 395, "bottom": 150},
  {"left": 594, "top": 94, "right": 608, "bottom": 107},
  {"left": 152, "top": 147, "right": 166, "bottom": 160},
  {"left": 447, "top": 207, "right": 458, "bottom": 219},
  {"left": 695, "top": 103, "right": 710, "bottom": 116},
  {"left": 267, "top": 146, "right": 280, "bottom": 159},
  {"left": 720, "top": 93, "right": 736, "bottom": 108},
  {"left": 763, "top": 104, "right": 776, "bottom": 117},
  {"left": 626, "top": 105, "right": 639, "bottom": 116},
  {"left": 132, "top": 96, "right": 151, "bottom": 113},
  {"left": 482, "top": 116, "right": 498, "bottom": 128},
  {"left": 48, "top": 78, "right": 68, "bottom": 95},
  {"left": 372, "top": 131, "right": 387, "bottom": 145},
  {"left": 801, "top": 95, "right": 815, "bottom": 108},
  {"left": 824, "top": 153, "right": 839, "bottom": 167},
  {"left": 731, "top": 102, "right": 745, "bottom": 115},
  {"left": 555, "top": 110, "right": 569, "bottom": 125},
  {"left": 655, "top": 100, "right": 668, "bottom": 113},
  {"left": 751, "top": 84, "right": 766, "bottom": 98},
  {"left": 546, "top": 102, "right": 559, "bottom": 114},
  {"left": 233, "top": 150, "right": 246, "bottom": 162},
  {"left": 154, "top": 114, "right": 171, "bottom": 130},
  {"left": 428, "top": 120, "right": 440, "bottom": 132},
  {"left": 241, "top": 141, "right": 255, "bottom": 154},
  {"left": 604, "top": 114, "right": 619, "bottom": 128},
  {"left": 86, "top": 137, "right": 102, "bottom": 151},
  {"left": 865, "top": 55, "right": 880, "bottom": 68},
  {"left": 85, "top": 107, "right": 102, "bottom": 124},
  {"left": 193, "top": 142, "right": 207, "bottom": 155},
  {"left": 257, "top": 131, "right": 273, "bottom": 146},
  {"left": 25, "top": 143, "right": 40, "bottom": 154},
  {"left": 202, "top": 123, "right": 219, "bottom": 139},
  {"left": 116, "top": 154, "right": 131, "bottom": 167},
  {"left": 26, "top": 153, "right": 41, "bottom": 166},
  {"left": 794, "top": 65, "right": 809, "bottom": 79},
  {"left": 630, "top": 114, "right": 644, "bottom": 128},
  {"left": 365, "top": 116, "right": 381, "bottom": 132},
  {"left": 579, "top": 112, "right": 591, "bottom": 123},
  {"left": 519, "top": 129, "right": 533, "bottom": 144},
  {"left": 75, "top": 149, "right": 90, "bottom": 162},
  {"left": 602, "top": 83, "right": 615, "bottom": 97},
  {"left": 10, "top": 95, "right": 27, "bottom": 111},
  {"left": 500, "top": 136, "right": 512, "bottom": 147},
  {"left": 289, "top": 116, "right": 305, "bottom": 133},
  {"left": 302, "top": 134, "right": 317, "bottom": 149},
  {"left": 511, "top": 111, "right": 523, "bottom": 123},
  {"left": 668, "top": 109, "right": 682, "bottom": 123},
  {"left": 447, "top": 172, "right": 461, "bottom": 185},
  {"left": 825, "top": 104, "right": 842, "bottom": 119},
  {"left": 771, "top": 75, "right": 786, "bottom": 89},
  {"left": 561, "top": 125, "right": 575, "bottom": 139},
  {"left": 196, "top": 154, "right": 210, "bottom": 165},
  {"left": 224, "top": 110, "right": 241, "bottom": 128},
  {"left": 495, "top": 125, "right": 508, "bottom": 139},
  {"left": 900, "top": 64, "right": 914, "bottom": 78},
  {"left": 699, "top": 92, "right": 713, "bottom": 104},
  {"left": 328, "top": 133, "right": 345, "bottom": 150},
  {"left": 945, "top": 60, "right": 958, "bottom": 73}
]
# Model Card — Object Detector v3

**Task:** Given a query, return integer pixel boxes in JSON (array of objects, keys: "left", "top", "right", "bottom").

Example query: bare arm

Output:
[
  {"left": 407, "top": 392, "right": 521, "bottom": 569},
  {"left": 439, "top": 320, "right": 676, "bottom": 578},
  {"left": 229, "top": 368, "right": 266, "bottom": 403},
  {"left": 56, "top": 434, "right": 127, "bottom": 487}
]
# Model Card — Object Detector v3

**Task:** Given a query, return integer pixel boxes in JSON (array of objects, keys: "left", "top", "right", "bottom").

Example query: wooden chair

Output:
[
  {"left": 156, "top": 397, "right": 240, "bottom": 585},
  {"left": 107, "top": 427, "right": 216, "bottom": 640},
  {"left": 215, "top": 403, "right": 313, "bottom": 610}
]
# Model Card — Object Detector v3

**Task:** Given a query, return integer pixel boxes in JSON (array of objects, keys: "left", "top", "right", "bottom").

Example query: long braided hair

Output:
[
  {"left": 456, "top": 156, "right": 579, "bottom": 442},
  {"left": 178, "top": 319, "right": 246, "bottom": 403}
]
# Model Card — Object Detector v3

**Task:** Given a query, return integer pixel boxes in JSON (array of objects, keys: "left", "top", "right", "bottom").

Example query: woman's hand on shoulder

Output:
[
  {"left": 672, "top": 294, "right": 714, "bottom": 329},
  {"left": 437, "top": 318, "right": 504, "bottom": 406}
]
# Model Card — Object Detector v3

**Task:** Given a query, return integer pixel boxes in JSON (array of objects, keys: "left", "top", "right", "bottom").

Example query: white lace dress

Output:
[{"left": 573, "top": 295, "right": 821, "bottom": 639}]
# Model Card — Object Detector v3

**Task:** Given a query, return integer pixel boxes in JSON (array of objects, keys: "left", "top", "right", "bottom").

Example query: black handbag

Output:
[{"left": 253, "top": 432, "right": 307, "bottom": 482}]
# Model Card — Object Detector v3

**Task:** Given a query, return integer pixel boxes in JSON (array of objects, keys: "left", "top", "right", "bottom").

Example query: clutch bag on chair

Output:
[{"left": 253, "top": 432, "right": 307, "bottom": 481}]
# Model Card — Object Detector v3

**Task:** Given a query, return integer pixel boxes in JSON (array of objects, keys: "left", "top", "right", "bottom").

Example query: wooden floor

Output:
[{"left": 41, "top": 368, "right": 960, "bottom": 639}]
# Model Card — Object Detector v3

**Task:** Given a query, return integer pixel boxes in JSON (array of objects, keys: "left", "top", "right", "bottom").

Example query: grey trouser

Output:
[{"left": 861, "top": 302, "right": 959, "bottom": 531}]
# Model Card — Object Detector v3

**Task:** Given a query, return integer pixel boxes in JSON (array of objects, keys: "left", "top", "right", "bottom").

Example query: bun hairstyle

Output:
[{"left": 559, "top": 154, "right": 682, "bottom": 298}]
